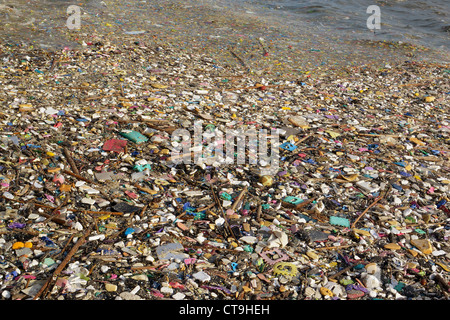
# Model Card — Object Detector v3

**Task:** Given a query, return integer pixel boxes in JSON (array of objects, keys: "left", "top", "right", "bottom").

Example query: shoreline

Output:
[
  {"left": 0, "top": 0, "right": 449, "bottom": 302},
  {"left": 1, "top": 0, "right": 449, "bottom": 70}
]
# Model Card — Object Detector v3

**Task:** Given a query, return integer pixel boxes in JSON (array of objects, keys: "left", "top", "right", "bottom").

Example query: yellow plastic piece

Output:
[{"left": 272, "top": 262, "right": 298, "bottom": 277}]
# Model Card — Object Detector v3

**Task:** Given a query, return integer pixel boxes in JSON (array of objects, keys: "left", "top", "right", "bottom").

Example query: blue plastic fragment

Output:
[
  {"left": 280, "top": 142, "right": 297, "bottom": 151},
  {"left": 399, "top": 171, "right": 412, "bottom": 177},
  {"left": 26, "top": 144, "right": 41, "bottom": 148},
  {"left": 305, "top": 158, "right": 316, "bottom": 164},
  {"left": 124, "top": 227, "right": 135, "bottom": 236},
  {"left": 40, "top": 236, "right": 56, "bottom": 247},
  {"left": 331, "top": 200, "right": 341, "bottom": 206},
  {"left": 183, "top": 202, "right": 197, "bottom": 216},
  {"left": 437, "top": 199, "right": 447, "bottom": 208},
  {"left": 393, "top": 161, "right": 406, "bottom": 167},
  {"left": 5, "top": 271, "right": 18, "bottom": 281}
]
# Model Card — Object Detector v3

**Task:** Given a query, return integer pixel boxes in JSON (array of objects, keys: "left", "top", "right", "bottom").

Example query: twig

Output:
[
  {"left": 80, "top": 209, "right": 124, "bottom": 216},
  {"left": 132, "top": 182, "right": 156, "bottom": 195},
  {"left": 328, "top": 263, "right": 355, "bottom": 280},
  {"left": 138, "top": 203, "right": 149, "bottom": 218},
  {"left": 435, "top": 274, "right": 450, "bottom": 293},
  {"left": 0, "top": 196, "right": 123, "bottom": 218},
  {"left": 48, "top": 54, "right": 59, "bottom": 72},
  {"left": 0, "top": 197, "right": 71, "bottom": 226},
  {"left": 229, "top": 48, "right": 250, "bottom": 72},
  {"left": 350, "top": 185, "right": 390, "bottom": 229},
  {"left": 53, "top": 233, "right": 75, "bottom": 259},
  {"left": 230, "top": 186, "right": 247, "bottom": 212},
  {"left": 63, "top": 169, "right": 98, "bottom": 185},
  {"left": 33, "top": 226, "right": 92, "bottom": 300},
  {"left": 120, "top": 83, "right": 125, "bottom": 97},
  {"left": 294, "top": 134, "right": 313, "bottom": 148},
  {"left": 196, "top": 203, "right": 216, "bottom": 212},
  {"left": 210, "top": 183, "right": 236, "bottom": 240},
  {"left": 63, "top": 147, "right": 79, "bottom": 175},
  {"left": 39, "top": 196, "right": 70, "bottom": 225},
  {"left": 315, "top": 244, "right": 354, "bottom": 251},
  {"left": 351, "top": 196, "right": 382, "bottom": 229},
  {"left": 256, "top": 203, "right": 262, "bottom": 222}
]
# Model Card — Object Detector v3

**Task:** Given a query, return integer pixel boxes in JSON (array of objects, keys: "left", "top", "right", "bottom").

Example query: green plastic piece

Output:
[
  {"left": 394, "top": 282, "right": 405, "bottom": 292},
  {"left": 120, "top": 130, "right": 148, "bottom": 144},
  {"left": 220, "top": 192, "right": 232, "bottom": 201},
  {"left": 193, "top": 211, "right": 206, "bottom": 220},
  {"left": 414, "top": 228, "right": 426, "bottom": 235},
  {"left": 353, "top": 264, "right": 365, "bottom": 270},
  {"left": 43, "top": 258, "right": 56, "bottom": 267},
  {"left": 329, "top": 216, "right": 350, "bottom": 228},
  {"left": 133, "top": 164, "right": 151, "bottom": 172},
  {"left": 283, "top": 196, "right": 304, "bottom": 206},
  {"left": 340, "top": 279, "right": 354, "bottom": 286}
]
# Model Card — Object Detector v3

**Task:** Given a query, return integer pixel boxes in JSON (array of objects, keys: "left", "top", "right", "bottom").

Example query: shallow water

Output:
[
  {"left": 238, "top": 0, "right": 450, "bottom": 51},
  {"left": 0, "top": 0, "right": 448, "bottom": 69}
]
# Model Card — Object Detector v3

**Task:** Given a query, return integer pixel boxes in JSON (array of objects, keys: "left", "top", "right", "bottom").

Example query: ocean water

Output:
[
  {"left": 0, "top": 0, "right": 448, "bottom": 64},
  {"left": 234, "top": 0, "right": 450, "bottom": 51}
]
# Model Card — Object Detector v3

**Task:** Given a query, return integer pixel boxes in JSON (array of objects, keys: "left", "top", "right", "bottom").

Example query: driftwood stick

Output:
[
  {"left": 33, "top": 226, "right": 92, "bottom": 300},
  {"left": 351, "top": 185, "right": 390, "bottom": 229},
  {"left": 229, "top": 48, "right": 249, "bottom": 71},
  {"left": 230, "top": 186, "right": 247, "bottom": 212},
  {"left": 350, "top": 196, "right": 382, "bottom": 229},
  {"left": 256, "top": 203, "right": 262, "bottom": 222},
  {"left": 63, "top": 147, "right": 79, "bottom": 175},
  {"left": 63, "top": 169, "right": 98, "bottom": 185},
  {"left": 210, "top": 183, "right": 236, "bottom": 240}
]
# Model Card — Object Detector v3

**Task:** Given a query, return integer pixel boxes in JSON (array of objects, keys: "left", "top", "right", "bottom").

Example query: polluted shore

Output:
[{"left": 0, "top": 0, "right": 449, "bottom": 301}]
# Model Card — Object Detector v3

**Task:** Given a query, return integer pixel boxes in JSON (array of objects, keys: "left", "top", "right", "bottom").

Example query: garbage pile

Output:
[{"left": 0, "top": 30, "right": 449, "bottom": 301}]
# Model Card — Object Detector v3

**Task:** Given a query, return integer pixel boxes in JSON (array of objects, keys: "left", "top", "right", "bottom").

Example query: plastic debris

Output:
[{"left": 0, "top": 0, "right": 449, "bottom": 303}]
